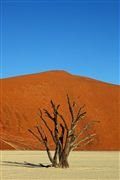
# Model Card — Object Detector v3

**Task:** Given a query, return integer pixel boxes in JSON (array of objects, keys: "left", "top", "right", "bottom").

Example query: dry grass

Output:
[{"left": 0, "top": 151, "right": 119, "bottom": 180}]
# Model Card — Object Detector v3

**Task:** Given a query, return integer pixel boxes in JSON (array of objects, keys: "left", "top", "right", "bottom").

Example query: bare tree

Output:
[{"left": 28, "top": 95, "right": 99, "bottom": 168}]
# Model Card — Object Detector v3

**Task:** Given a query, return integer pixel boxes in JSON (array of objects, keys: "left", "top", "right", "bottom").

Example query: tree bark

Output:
[{"left": 59, "top": 152, "right": 69, "bottom": 168}]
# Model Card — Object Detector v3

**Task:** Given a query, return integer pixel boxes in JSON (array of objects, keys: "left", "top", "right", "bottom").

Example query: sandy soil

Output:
[{"left": 0, "top": 151, "right": 119, "bottom": 180}]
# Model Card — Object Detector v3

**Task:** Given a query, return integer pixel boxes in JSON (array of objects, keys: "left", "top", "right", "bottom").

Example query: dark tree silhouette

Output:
[{"left": 28, "top": 95, "right": 99, "bottom": 168}]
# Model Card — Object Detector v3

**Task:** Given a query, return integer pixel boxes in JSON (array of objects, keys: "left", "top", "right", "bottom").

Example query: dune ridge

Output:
[{"left": 0, "top": 70, "right": 119, "bottom": 150}]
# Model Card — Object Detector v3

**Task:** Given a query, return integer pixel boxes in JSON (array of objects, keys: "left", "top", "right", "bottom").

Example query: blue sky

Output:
[{"left": 0, "top": 0, "right": 119, "bottom": 84}]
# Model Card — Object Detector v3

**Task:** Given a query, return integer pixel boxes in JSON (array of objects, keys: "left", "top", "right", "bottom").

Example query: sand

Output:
[
  {"left": 0, "top": 151, "right": 119, "bottom": 180},
  {"left": 0, "top": 71, "right": 120, "bottom": 150}
]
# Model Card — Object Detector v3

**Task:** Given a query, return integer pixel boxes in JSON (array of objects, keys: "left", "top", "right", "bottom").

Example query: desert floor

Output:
[{"left": 0, "top": 151, "right": 119, "bottom": 180}]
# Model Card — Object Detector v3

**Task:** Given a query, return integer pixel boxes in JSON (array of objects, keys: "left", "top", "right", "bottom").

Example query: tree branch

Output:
[
  {"left": 72, "top": 133, "right": 96, "bottom": 150},
  {"left": 59, "top": 123, "right": 65, "bottom": 149},
  {"left": 36, "top": 125, "right": 53, "bottom": 163},
  {"left": 43, "top": 109, "right": 54, "bottom": 122},
  {"left": 28, "top": 129, "right": 44, "bottom": 144},
  {"left": 67, "top": 94, "right": 74, "bottom": 123},
  {"left": 38, "top": 109, "right": 57, "bottom": 144},
  {"left": 57, "top": 112, "right": 69, "bottom": 131},
  {"left": 73, "top": 120, "right": 100, "bottom": 144}
]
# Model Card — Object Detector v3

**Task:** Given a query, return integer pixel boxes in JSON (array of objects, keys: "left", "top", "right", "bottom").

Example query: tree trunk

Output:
[{"left": 59, "top": 152, "right": 69, "bottom": 168}]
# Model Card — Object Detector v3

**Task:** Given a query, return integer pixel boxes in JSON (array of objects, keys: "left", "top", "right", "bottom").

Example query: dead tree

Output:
[{"left": 28, "top": 95, "right": 99, "bottom": 168}]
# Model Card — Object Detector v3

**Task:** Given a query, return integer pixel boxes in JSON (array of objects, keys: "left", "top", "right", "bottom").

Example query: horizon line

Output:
[{"left": 0, "top": 70, "right": 119, "bottom": 86}]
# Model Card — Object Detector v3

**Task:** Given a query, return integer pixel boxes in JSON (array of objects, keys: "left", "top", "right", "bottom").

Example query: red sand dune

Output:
[{"left": 0, "top": 70, "right": 119, "bottom": 150}]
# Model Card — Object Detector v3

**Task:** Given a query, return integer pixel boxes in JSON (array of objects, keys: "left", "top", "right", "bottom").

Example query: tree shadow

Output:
[{"left": 1, "top": 161, "right": 52, "bottom": 168}]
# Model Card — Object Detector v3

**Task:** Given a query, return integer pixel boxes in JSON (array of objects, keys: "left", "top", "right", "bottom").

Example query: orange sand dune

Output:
[{"left": 0, "top": 70, "right": 119, "bottom": 150}]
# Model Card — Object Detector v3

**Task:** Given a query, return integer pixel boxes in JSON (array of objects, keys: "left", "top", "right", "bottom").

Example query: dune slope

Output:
[{"left": 0, "top": 71, "right": 119, "bottom": 150}]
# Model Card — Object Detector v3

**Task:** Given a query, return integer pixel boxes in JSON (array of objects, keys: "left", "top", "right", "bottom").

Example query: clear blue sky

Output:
[{"left": 0, "top": 0, "right": 119, "bottom": 84}]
